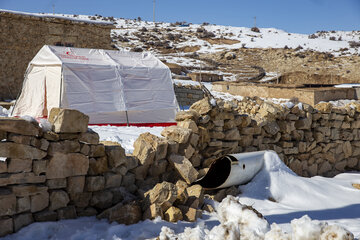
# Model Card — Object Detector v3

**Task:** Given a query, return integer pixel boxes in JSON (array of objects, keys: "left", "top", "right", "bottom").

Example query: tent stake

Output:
[{"left": 125, "top": 111, "right": 130, "bottom": 127}]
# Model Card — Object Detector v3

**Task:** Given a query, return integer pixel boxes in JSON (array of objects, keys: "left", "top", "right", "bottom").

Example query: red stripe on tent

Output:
[{"left": 89, "top": 122, "right": 177, "bottom": 127}]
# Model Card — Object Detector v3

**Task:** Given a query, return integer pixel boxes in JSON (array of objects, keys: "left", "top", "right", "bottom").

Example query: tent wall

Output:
[{"left": 12, "top": 65, "right": 61, "bottom": 118}]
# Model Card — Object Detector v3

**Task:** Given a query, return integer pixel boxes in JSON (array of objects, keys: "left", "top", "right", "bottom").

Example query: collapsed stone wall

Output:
[
  {"left": 0, "top": 11, "right": 114, "bottom": 100},
  {"left": 174, "top": 84, "right": 205, "bottom": 108}
]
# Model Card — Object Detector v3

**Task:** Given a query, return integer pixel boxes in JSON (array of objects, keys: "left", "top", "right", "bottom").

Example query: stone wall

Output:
[
  {"left": 174, "top": 84, "right": 205, "bottom": 108},
  {"left": 0, "top": 11, "right": 114, "bottom": 100},
  {"left": 181, "top": 97, "right": 360, "bottom": 177},
  {"left": 2, "top": 97, "right": 360, "bottom": 236},
  {"left": 212, "top": 82, "right": 357, "bottom": 106}
]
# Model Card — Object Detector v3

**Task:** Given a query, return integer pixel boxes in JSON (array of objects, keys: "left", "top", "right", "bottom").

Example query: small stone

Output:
[
  {"left": 102, "top": 142, "right": 126, "bottom": 168},
  {"left": 175, "top": 180, "right": 189, "bottom": 205},
  {"left": 86, "top": 176, "right": 105, "bottom": 192},
  {"left": 0, "top": 190, "right": 16, "bottom": 216},
  {"left": 178, "top": 205, "right": 202, "bottom": 222},
  {"left": 31, "top": 192, "right": 49, "bottom": 212},
  {"left": 49, "top": 190, "right": 70, "bottom": 211},
  {"left": 90, "top": 190, "right": 113, "bottom": 209},
  {"left": 0, "top": 142, "right": 46, "bottom": 159},
  {"left": 67, "top": 176, "right": 85, "bottom": 194},
  {"left": 70, "top": 192, "right": 92, "bottom": 208},
  {"left": 161, "top": 126, "right": 192, "bottom": 144},
  {"left": 76, "top": 207, "right": 98, "bottom": 217},
  {"left": 186, "top": 185, "right": 204, "bottom": 207},
  {"left": 33, "top": 210, "right": 58, "bottom": 222},
  {"left": 0, "top": 117, "right": 40, "bottom": 136},
  {"left": 0, "top": 217, "right": 13, "bottom": 237},
  {"left": 79, "top": 129, "right": 99, "bottom": 144},
  {"left": 143, "top": 203, "right": 163, "bottom": 220},
  {"left": 89, "top": 144, "right": 106, "bottom": 158},
  {"left": 13, "top": 213, "right": 33, "bottom": 232},
  {"left": 105, "top": 172, "right": 122, "bottom": 188},
  {"left": 97, "top": 201, "right": 142, "bottom": 225},
  {"left": 46, "top": 152, "right": 89, "bottom": 179},
  {"left": 57, "top": 206, "right": 77, "bottom": 220},
  {"left": 88, "top": 157, "right": 108, "bottom": 175},
  {"left": 177, "top": 120, "right": 198, "bottom": 134},
  {"left": 202, "top": 204, "right": 215, "bottom": 213},
  {"left": 33, "top": 160, "right": 47, "bottom": 176},
  {"left": 7, "top": 158, "right": 32, "bottom": 173},
  {"left": 46, "top": 178, "right": 67, "bottom": 189},
  {"left": 190, "top": 98, "right": 212, "bottom": 115},
  {"left": 16, "top": 196, "right": 30, "bottom": 214},
  {"left": 164, "top": 206, "right": 183, "bottom": 222},
  {"left": 144, "top": 181, "right": 177, "bottom": 212},
  {"left": 0, "top": 160, "right": 7, "bottom": 173},
  {"left": 169, "top": 154, "right": 199, "bottom": 184}
]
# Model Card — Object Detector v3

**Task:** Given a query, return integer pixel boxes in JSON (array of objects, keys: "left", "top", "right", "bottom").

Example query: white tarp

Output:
[{"left": 12, "top": 45, "right": 179, "bottom": 124}]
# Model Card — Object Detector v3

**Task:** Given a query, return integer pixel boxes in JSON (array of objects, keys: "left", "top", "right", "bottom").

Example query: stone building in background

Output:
[{"left": 0, "top": 10, "right": 114, "bottom": 100}]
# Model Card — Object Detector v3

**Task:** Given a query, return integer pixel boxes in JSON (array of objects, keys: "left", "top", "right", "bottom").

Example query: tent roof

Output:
[{"left": 31, "top": 45, "right": 168, "bottom": 69}]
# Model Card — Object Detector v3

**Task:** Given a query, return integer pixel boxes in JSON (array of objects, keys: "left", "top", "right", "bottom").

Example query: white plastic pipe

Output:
[{"left": 195, "top": 150, "right": 267, "bottom": 189}]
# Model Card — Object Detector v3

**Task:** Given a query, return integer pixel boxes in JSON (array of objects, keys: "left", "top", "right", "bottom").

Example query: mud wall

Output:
[{"left": 0, "top": 11, "right": 114, "bottom": 100}]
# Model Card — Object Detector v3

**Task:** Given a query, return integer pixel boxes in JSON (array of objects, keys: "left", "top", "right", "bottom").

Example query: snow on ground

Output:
[
  {"left": 89, "top": 125, "right": 163, "bottom": 154},
  {"left": 3, "top": 151, "right": 359, "bottom": 239}
]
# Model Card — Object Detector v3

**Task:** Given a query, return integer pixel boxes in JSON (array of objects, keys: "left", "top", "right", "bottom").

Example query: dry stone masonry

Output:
[{"left": 1, "top": 96, "right": 360, "bottom": 236}]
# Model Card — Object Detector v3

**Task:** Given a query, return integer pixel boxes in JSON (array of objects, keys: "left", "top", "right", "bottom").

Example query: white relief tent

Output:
[{"left": 12, "top": 45, "right": 179, "bottom": 125}]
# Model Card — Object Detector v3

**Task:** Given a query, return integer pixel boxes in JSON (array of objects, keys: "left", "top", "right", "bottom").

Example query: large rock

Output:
[
  {"left": 48, "top": 108, "right": 89, "bottom": 133},
  {"left": 97, "top": 201, "right": 142, "bottom": 225},
  {"left": 144, "top": 181, "right": 177, "bottom": 212},
  {"left": 46, "top": 152, "right": 89, "bottom": 179},
  {"left": 0, "top": 117, "right": 41, "bottom": 136},
  {"left": 0, "top": 142, "right": 46, "bottom": 159},
  {"left": 102, "top": 141, "right": 126, "bottom": 168},
  {"left": 190, "top": 98, "right": 212, "bottom": 115},
  {"left": 169, "top": 154, "right": 199, "bottom": 184},
  {"left": 161, "top": 126, "right": 192, "bottom": 144}
]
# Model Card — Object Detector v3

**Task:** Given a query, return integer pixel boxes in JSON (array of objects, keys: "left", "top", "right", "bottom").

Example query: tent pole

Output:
[{"left": 125, "top": 111, "right": 130, "bottom": 127}]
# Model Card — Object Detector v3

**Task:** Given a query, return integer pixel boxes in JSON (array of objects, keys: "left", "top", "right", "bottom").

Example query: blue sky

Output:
[{"left": 1, "top": 0, "right": 359, "bottom": 34}]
